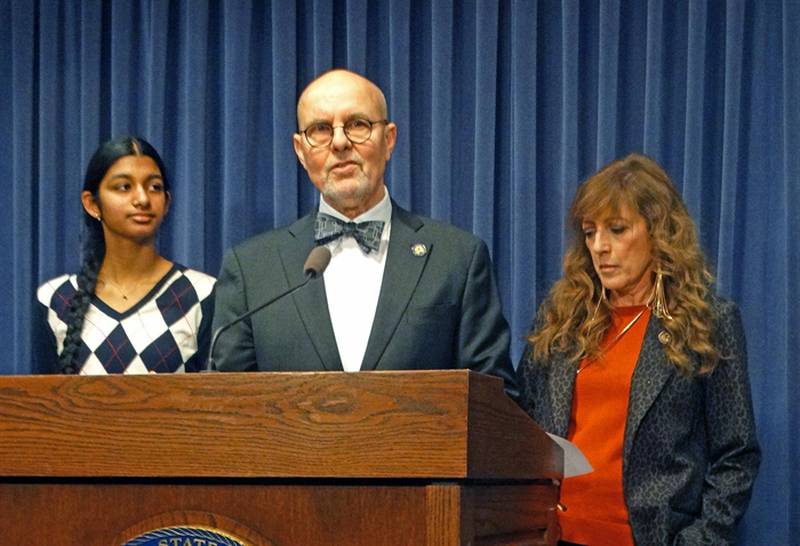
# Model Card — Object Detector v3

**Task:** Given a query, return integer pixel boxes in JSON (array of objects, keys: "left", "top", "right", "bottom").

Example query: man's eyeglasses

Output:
[{"left": 299, "top": 118, "right": 389, "bottom": 148}]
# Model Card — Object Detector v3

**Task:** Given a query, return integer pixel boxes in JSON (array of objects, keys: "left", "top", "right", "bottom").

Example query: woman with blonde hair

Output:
[{"left": 518, "top": 153, "right": 760, "bottom": 545}]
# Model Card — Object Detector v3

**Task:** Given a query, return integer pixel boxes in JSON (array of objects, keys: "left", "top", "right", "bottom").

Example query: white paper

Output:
[{"left": 547, "top": 433, "right": 593, "bottom": 478}]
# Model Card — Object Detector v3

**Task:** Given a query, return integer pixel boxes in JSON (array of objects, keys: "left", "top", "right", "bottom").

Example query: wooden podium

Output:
[{"left": 0, "top": 370, "right": 562, "bottom": 545}]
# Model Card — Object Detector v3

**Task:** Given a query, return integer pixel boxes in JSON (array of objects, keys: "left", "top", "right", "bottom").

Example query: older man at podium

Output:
[{"left": 211, "top": 69, "right": 517, "bottom": 398}]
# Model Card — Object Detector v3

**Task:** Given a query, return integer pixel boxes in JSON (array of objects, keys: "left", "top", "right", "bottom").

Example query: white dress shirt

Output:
[{"left": 318, "top": 189, "right": 392, "bottom": 372}]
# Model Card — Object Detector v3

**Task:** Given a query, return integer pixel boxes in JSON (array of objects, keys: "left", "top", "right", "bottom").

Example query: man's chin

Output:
[{"left": 324, "top": 178, "right": 367, "bottom": 200}]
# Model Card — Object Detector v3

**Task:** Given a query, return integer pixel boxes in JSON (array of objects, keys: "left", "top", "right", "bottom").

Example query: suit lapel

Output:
[
  {"left": 283, "top": 215, "right": 343, "bottom": 371},
  {"left": 623, "top": 315, "right": 673, "bottom": 459},
  {"left": 360, "top": 206, "right": 429, "bottom": 371}
]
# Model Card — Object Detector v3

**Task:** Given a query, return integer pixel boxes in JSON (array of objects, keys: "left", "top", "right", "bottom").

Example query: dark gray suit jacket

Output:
[
  {"left": 212, "top": 204, "right": 518, "bottom": 396},
  {"left": 518, "top": 298, "right": 760, "bottom": 545}
]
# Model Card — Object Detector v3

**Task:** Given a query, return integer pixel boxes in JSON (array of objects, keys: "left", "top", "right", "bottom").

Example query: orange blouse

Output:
[{"left": 558, "top": 306, "right": 650, "bottom": 546}]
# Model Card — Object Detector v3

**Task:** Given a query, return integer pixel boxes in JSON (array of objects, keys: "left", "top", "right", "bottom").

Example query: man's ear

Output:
[
  {"left": 293, "top": 133, "right": 308, "bottom": 170},
  {"left": 383, "top": 122, "right": 397, "bottom": 160}
]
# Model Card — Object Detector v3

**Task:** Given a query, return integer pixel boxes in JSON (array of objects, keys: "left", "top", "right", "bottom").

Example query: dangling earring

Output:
[
  {"left": 652, "top": 270, "right": 673, "bottom": 320},
  {"left": 590, "top": 285, "right": 608, "bottom": 322},
  {"left": 95, "top": 214, "right": 102, "bottom": 222}
]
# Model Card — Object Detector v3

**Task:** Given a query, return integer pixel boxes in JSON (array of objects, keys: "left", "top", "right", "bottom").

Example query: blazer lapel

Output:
[
  {"left": 549, "top": 354, "right": 578, "bottom": 437},
  {"left": 623, "top": 315, "right": 673, "bottom": 459},
  {"left": 283, "top": 215, "right": 343, "bottom": 371},
  {"left": 360, "top": 206, "right": 429, "bottom": 371}
]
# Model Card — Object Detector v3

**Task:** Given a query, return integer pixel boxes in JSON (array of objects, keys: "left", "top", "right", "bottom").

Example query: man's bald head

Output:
[{"left": 296, "top": 69, "right": 388, "bottom": 129}]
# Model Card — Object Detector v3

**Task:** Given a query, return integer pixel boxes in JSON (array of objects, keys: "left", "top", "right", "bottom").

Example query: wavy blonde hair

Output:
[{"left": 528, "top": 153, "right": 719, "bottom": 374}]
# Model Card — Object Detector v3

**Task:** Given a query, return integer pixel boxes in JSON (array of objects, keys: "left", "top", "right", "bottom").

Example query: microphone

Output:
[
  {"left": 204, "top": 246, "right": 331, "bottom": 372},
  {"left": 302, "top": 245, "right": 332, "bottom": 277}
]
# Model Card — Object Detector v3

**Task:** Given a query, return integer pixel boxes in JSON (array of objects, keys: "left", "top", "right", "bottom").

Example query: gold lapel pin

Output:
[
  {"left": 411, "top": 243, "right": 428, "bottom": 257},
  {"left": 658, "top": 330, "right": 672, "bottom": 345}
]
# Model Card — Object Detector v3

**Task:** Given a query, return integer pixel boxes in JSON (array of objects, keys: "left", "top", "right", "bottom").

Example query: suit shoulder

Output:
[
  {"left": 705, "top": 294, "right": 745, "bottom": 347},
  {"left": 407, "top": 212, "right": 486, "bottom": 248},
  {"left": 226, "top": 219, "right": 304, "bottom": 257},
  {"left": 708, "top": 293, "right": 737, "bottom": 313},
  {"left": 707, "top": 294, "right": 741, "bottom": 325}
]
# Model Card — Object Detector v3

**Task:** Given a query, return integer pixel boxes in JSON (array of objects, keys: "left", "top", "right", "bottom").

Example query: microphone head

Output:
[{"left": 304, "top": 246, "right": 332, "bottom": 278}]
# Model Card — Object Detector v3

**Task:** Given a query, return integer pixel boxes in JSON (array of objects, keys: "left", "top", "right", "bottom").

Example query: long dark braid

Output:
[
  {"left": 58, "top": 216, "right": 105, "bottom": 373},
  {"left": 57, "top": 136, "right": 170, "bottom": 374}
]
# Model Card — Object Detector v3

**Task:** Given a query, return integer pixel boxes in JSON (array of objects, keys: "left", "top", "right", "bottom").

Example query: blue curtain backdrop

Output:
[{"left": 1, "top": 0, "right": 797, "bottom": 542}]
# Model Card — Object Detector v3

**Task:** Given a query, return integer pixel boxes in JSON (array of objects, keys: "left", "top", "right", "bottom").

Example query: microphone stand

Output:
[{"left": 203, "top": 274, "right": 316, "bottom": 372}]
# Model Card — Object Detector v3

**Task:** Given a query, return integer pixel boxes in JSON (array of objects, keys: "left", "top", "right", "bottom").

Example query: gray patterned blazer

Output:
[{"left": 518, "top": 297, "right": 760, "bottom": 545}]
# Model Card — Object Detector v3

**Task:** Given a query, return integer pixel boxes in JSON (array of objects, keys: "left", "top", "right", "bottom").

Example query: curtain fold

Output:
[
  {"left": 220, "top": 0, "right": 253, "bottom": 249},
  {"left": 471, "top": 2, "right": 498, "bottom": 242},
  {"left": 642, "top": 0, "right": 664, "bottom": 155},
  {"left": 386, "top": 0, "right": 411, "bottom": 207},
  {"left": 681, "top": 0, "right": 706, "bottom": 223},
  {"left": 430, "top": 0, "right": 453, "bottom": 221},
  {"left": 2, "top": 0, "right": 796, "bottom": 541},
  {"left": 596, "top": 0, "right": 620, "bottom": 167},
  {"left": 10, "top": 0, "right": 36, "bottom": 376},
  {"left": 559, "top": 0, "right": 579, "bottom": 222},
  {"left": 509, "top": 0, "right": 538, "bottom": 343},
  {"left": 717, "top": 0, "right": 745, "bottom": 296},
  {"left": 782, "top": 2, "right": 800, "bottom": 537}
]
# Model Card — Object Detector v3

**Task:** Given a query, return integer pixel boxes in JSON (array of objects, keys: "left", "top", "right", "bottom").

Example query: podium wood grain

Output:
[{"left": 0, "top": 371, "right": 561, "bottom": 545}]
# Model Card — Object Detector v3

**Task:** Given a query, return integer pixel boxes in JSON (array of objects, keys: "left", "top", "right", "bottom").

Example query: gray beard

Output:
[{"left": 321, "top": 171, "right": 371, "bottom": 206}]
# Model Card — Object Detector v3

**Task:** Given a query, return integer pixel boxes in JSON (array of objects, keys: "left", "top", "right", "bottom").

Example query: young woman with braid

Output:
[
  {"left": 34, "top": 136, "right": 215, "bottom": 374},
  {"left": 517, "top": 154, "right": 760, "bottom": 545}
]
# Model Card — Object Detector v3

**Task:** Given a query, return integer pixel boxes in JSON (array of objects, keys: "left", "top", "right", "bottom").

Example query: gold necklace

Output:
[
  {"left": 576, "top": 306, "right": 649, "bottom": 375},
  {"left": 98, "top": 277, "right": 157, "bottom": 301}
]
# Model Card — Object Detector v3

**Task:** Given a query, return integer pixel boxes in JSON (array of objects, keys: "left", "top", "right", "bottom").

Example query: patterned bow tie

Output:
[{"left": 314, "top": 212, "right": 385, "bottom": 254}]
